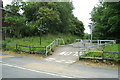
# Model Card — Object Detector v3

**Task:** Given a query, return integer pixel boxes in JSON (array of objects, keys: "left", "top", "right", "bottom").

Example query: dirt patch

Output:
[
  {"left": 25, "top": 63, "right": 65, "bottom": 72},
  {"left": 2, "top": 50, "right": 46, "bottom": 59},
  {"left": 76, "top": 59, "right": 119, "bottom": 69}
]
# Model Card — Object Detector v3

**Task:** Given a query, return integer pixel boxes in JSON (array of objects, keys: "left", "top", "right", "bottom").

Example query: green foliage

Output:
[
  {"left": 4, "top": 2, "right": 84, "bottom": 38},
  {"left": 4, "top": 34, "right": 80, "bottom": 53},
  {"left": 83, "top": 44, "right": 120, "bottom": 59},
  {"left": 91, "top": 2, "right": 120, "bottom": 41},
  {"left": 4, "top": 2, "right": 27, "bottom": 38},
  {"left": 84, "top": 33, "right": 90, "bottom": 39}
]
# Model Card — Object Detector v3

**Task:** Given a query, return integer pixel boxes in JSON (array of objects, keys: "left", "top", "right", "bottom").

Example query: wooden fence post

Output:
[
  {"left": 78, "top": 51, "right": 80, "bottom": 60},
  {"left": 45, "top": 46, "right": 48, "bottom": 56},
  {"left": 102, "top": 50, "right": 104, "bottom": 61},
  {"left": 29, "top": 46, "right": 31, "bottom": 54},
  {"left": 16, "top": 44, "right": 18, "bottom": 51},
  {"left": 3, "top": 43, "right": 6, "bottom": 50}
]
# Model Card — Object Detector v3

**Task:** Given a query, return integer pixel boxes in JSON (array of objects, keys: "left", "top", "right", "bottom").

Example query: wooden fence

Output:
[
  {"left": 2, "top": 43, "right": 46, "bottom": 54},
  {"left": 1, "top": 38, "right": 65, "bottom": 56},
  {"left": 78, "top": 51, "right": 120, "bottom": 61}
]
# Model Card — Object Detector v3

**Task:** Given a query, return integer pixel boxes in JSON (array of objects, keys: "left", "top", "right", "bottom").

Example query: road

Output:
[
  {"left": 2, "top": 64, "right": 67, "bottom": 78},
  {"left": 1, "top": 52, "right": 118, "bottom": 78}
]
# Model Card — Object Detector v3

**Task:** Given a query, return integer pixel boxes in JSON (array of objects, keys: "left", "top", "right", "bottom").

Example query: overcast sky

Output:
[
  {"left": 72, "top": 0, "right": 99, "bottom": 34},
  {"left": 2, "top": 0, "right": 99, "bottom": 34}
]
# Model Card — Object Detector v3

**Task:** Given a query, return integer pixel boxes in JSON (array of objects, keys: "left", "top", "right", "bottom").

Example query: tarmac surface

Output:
[{"left": 1, "top": 46, "right": 119, "bottom": 78}]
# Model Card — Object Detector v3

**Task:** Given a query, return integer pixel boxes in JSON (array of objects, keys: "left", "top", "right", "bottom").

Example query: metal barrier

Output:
[
  {"left": 46, "top": 38, "right": 65, "bottom": 56},
  {"left": 73, "top": 39, "right": 116, "bottom": 49}
]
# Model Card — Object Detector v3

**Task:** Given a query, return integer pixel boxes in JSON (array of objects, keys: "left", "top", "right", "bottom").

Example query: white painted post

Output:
[
  {"left": 50, "top": 45, "right": 51, "bottom": 51},
  {"left": 62, "top": 39, "right": 65, "bottom": 44},
  {"left": 78, "top": 51, "right": 80, "bottom": 60},
  {"left": 100, "top": 40, "right": 101, "bottom": 45},
  {"left": 97, "top": 40, "right": 99, "bottom": 48}
]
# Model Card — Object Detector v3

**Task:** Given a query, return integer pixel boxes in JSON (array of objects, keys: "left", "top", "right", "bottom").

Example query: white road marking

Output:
[
  {"left": 73, "top": 52, "right": 78, "bottom": 56},
  {"left": 59, "top": 52, "right": 79, "bottom": 56},
  {"left": 45, "top": 58, "right": 76, "bottom": 64},
  {"left": 59, "top": 52, "right": 66, "bottom": 55},
  {"left": 45, "top": 51, "right": 78, "bottom": 64},
  {"left": 45, "top": 58, "right": 55, "bottom": 61},
  {"left": 67, "top": 52, "right": 72, "bottom": 55},
  {"left": 2, "top": 63, "right": 73, "bottom": 78},
  {"left": 65, "top": 60, "right": 75, "bottom": 63},
  {"left": 55, "top": 60, "right": 63, "bottom": 63},
  {"left": 63, "top": 52, "right": 68, "bottom": 55}
]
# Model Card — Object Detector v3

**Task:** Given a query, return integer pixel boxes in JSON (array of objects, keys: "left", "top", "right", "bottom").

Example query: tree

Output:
[
  {"left": 91, "top": 2, "right": 120, "bottom": 41},
  {"left": 4, "top": 2, "right": 85, "bottom": 37},
  {"left": 4, "top": 2, "right": 27, "bottom": 38},
  {"left": 69, "top": 17, "right": 84, "bottom": 37}
]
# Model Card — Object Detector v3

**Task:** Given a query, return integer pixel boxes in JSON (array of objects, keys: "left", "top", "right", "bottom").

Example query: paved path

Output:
[
  {"left": 42, "top": 42, "right": 95, "bottom": 65},
  {"left": 42, "top": 46, "right": 80, "bottom": 65}
]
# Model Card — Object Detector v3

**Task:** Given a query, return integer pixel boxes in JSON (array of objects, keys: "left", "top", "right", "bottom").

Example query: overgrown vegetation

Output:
[
  {"left": 4, "top": 34, "right": 80, "bottom": 46},
  {"left": 91, "top": 2, "right": 120, "bottom": 42},
  {"left": 2, "top": 34, "right": 80, "bottom": 53},
  {"left": 82, "top": 44, "right": 120, "bottom": 60},
  {"left": 3, "top": 2, "right": 84, "bottom": 38}
]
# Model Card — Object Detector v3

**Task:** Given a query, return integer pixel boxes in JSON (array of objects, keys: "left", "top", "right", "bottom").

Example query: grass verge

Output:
[
  {"left": 2, "top": 50, "right": 46, "bottom": 59},
  {"left": 2, "top": 34, "right": 80, "bottom": 54},
  {"left": 82, "top": 44, "right": 120, "bottom": 60}
]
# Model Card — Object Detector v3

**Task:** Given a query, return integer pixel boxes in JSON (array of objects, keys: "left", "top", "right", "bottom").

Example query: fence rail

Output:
[
  {"left": 78, "top": 51, "right": 120, "bottom": 61},
  {"left": 1, "top": 43, "right": 46, "bottom": 54},
  {"left": 1, "top": 38, "right": 65, "bottom": 56}
]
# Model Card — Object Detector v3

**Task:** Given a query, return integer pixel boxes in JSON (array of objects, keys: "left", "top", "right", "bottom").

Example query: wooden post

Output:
[
  {"left": 57, "top": 39, "right": 58, "bottom": 45},
  {"left": 3, "top": 43, "right": 6, "bottom": 50},
  {"left": 16, "top": 44, "right": 18, "bottom": 51},
  {"left": 78, "top": 51, "right": 80, "bottom": 60},
  {"left": 45, "top": 46, "right": 48, "bottom": 56},
  {"left": 102, "top": 50, "right": 104, "bottom": 61},
  {"left": 29, "top": 46, "right": 31, "bottom": 54}
]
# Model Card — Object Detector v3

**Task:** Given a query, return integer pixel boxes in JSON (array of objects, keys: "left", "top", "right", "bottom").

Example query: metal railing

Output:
[{"left": 45, "top": 38, "right": 65, "bottom": 56}]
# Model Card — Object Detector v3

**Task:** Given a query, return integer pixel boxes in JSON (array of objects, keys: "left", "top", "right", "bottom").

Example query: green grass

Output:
[
  {"left": 2, "top": 33, "right": 80, "bottom": 53},
  {"left": 83, "top": 44, "right": 120, "bottom": 59}
]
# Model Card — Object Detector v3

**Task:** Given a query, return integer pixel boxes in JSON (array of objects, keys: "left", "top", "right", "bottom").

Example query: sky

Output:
[
  {"left": 2, "top": 0, "right": 99, "bottom": 34},
  {"left": 72, "top": 0, "right": 99, "bottom": 34}
]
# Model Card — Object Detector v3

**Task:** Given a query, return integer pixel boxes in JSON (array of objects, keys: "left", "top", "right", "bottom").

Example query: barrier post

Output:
[
  {"left": 29, "top": 46, "right": 31, "bottom": 54},
  {"left": 16, "top": 44, "right": 18, "bottom": 51},
  {"left": 45, "top": 46, "right": 48, "bottom": 56}
]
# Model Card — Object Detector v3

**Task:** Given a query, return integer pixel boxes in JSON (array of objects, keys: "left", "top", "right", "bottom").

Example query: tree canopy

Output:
[
  {"left": 4, "top": 2, "right": 84, "bottom": 38},
  {"left": 91, "top": 2, "right": 120, "bottom": 41}
]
